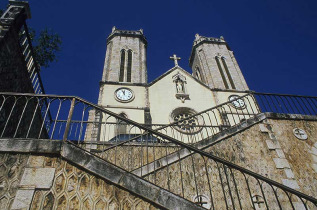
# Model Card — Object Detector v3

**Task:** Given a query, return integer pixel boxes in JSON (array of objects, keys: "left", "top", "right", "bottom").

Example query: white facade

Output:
[{"left": 85, "top": 28, "right": 256, "bottom": 143}]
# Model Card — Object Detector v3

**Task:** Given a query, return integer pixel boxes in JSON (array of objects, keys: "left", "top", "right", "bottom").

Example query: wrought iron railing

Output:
[
  {"left": 0, "top": 92, "right": 316, "bottom": 209},
  {"left": 18, "top": 23, "right": 46, "bottom": 95},
  {"left": 87, "top": 93, "right": 260, "bottom": 146},
  {"left": 253, "top": 92, "right": 317, "bottom": 115}
]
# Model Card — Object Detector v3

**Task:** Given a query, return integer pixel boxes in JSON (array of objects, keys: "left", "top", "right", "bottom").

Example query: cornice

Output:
[
  {"left": 189, "top": 35, "right": 230, "bottom": 67},
  {"left": 107, "top": 29, "right": 147, "bottom": 46}
]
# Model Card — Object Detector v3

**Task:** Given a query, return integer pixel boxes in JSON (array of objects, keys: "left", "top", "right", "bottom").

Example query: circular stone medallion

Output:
[
  {"left": 293, "top": 128, "right": 308, "bottom": 140},
  {"left": 169, "top": 107, "right": 204, "bottom": 134}
]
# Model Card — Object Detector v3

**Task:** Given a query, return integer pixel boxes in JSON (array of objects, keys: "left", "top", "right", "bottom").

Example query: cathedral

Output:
[
  {"left": 85, "top": 27, "right": 254, "bottom": 143},
  {"left": 0, "top": 1, "right": 317, "bottom": 209}
]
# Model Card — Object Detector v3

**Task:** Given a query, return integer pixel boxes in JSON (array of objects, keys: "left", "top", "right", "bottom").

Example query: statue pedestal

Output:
[{"left": 175, "top": 93, "right": 190, "bottom": 103}]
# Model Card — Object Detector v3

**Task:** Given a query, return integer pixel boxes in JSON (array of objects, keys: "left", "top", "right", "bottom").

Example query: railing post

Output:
[{"left": 63, "top": 98, "right": 76, "bottom": 141}]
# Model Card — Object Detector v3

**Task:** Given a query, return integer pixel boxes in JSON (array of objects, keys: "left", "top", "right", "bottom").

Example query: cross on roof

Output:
[{"left": 170, "top": 54, "right": 181, "bottom": 66}]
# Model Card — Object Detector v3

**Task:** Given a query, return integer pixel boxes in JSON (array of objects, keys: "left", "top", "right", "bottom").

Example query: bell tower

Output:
[
  {"left": 102, "top": 27, "right": 148, "bottom": 84},
  {"left": 189, "top": 34, "right": 249, "bottom": 91}
]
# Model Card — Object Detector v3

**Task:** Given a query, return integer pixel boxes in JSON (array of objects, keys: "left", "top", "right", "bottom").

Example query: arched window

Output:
[
  {"left": 116, "top": 113, "right": 128, "bottom": 136},
  {"left": 215, "top": 56, "right": 229, "bottom": 89},
  {"left": 119, "top": 50, "right": 125, "bottom": 82},
  {"left": 221, "top": 57, "right": 236, "bottom": 89},
  {"left": 127, "top": 50, "right": 132, "bottom": 82}
]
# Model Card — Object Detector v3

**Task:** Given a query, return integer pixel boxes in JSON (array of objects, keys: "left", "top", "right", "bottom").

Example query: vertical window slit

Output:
[
  {"left": 222, "top": 57, "right": 236, "bottom": 89},
  {"left": 195, "top": 66, "right": 203, "bottom": 82},
  {"left": 215, "top": 56, "right": 229, "bottom": 89},
  {"left": 119, "top": 50, "right": 125, "bottom": 82},
  {"left": 127, "top": 50, "right": 132, "bottom": 82}
]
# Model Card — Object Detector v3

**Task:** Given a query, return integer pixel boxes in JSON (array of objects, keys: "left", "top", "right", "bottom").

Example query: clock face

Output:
[
  {"left": 229, "top": 95, "right": 245, "bottom": 109},
  {"left": 115, "top": 88, "right": 134, "bottom": 102}
]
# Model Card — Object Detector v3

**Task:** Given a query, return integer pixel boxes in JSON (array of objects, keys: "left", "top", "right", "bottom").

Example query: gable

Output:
[
  {"left": 148, "top": 67, "right": 217, "bottom": 125},
  {"left": 148, "top": 66, "right": 212, "bottom": 91}
]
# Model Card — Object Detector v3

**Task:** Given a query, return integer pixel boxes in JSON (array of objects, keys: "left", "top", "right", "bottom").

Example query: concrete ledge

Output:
[
  {"left": 196, "top": 113, "right": 267, "bottom": 149},
  {"left": 265, "top": 112, "right": 317, "bottom": 121},
  {"left": 62, "top": 142, "right": 203, "bottom": 210},
  {"left": 0, "top": 138, "right": 61, "bottom": 154}
]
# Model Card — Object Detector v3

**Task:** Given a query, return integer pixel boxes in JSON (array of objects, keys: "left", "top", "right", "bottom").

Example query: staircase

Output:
[{"left": 0, "top": 92, "right": 316, "bottom": 209}]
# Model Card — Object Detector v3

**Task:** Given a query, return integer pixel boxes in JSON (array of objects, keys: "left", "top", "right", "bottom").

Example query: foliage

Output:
[
  {"left": 1, "top": 7, "right": 61, "bottom": 69},
  {"left": 30, "top": 28, "right": 62, "bottom": 68}
]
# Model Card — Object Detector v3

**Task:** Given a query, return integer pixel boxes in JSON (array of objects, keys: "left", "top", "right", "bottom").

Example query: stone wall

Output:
[
  {"left": 0, "top": 152, "right": 160, "bottom": 209},
  {"left": 204, "top": 118, "right": 317, "bottom": 198},
  {"left": 103, "top": 32, "right": 147, "bottom": 84},
  {"left": 0, "top": 153, "right": 28, "bottom": 209},
  {"left": 267, "top": 118, "right": 317, "bottom": 197},
  {"left": 1, "top": 116, "right": 316, "bottom": 209},
  {"left": 141, "top": 117, "right": 317, "bottom": 209},
  {"left": 29, "top": 156, "right": 158, "bottom": 210},
  {"left": 0, "top": 10, "right": 34, "bottom": 93},
  {"left": 190, "top": 36, "right": 249, "bottom": 91},
  {"left": 83, "top": 116, "right": 317, "bottom": 209}
]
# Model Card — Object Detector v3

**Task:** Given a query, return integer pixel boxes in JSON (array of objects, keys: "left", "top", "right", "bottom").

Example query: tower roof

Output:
[
  {"left": 107, "top": 26, "right": 147, "bottom": 45},
  {"left": 189, "top": 34, "right": 230, "bottom": 67}
]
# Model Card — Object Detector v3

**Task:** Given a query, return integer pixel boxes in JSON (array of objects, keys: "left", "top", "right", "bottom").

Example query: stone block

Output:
[
  {"left": 309, "top": 147, "right": 317, "bottom": 155},
  {"left": 293, "top": 202, "right": 306, "bottom": 210},
  {"left": 20, "top": 168, "right": 55, "bottom": 189},
  {"left": 259, "top": 124, "right": 269, "bottom": 133},
  {"left": 85, "top": 144, "right": 97, "bottom": 150},
  {"left": 27, "top": 156, "right": 44, "bottom": 167},
  {"left": 273, "top": 158, "right": 290, "bottom": 169},
  {"left": 11, "top": 189, "right": 35, "bottom": 209},
  {"left": 275, "top": 149, "right": 285, "bottom": 158},
  {"left": 284, "top": 168, "right": 294, "bottom": 179},
  {"left": 282, "top": 179, "right": 299, "bottom": 189},
  {"left": 265, "top": 140, "right": 281, "bottom": 150}
]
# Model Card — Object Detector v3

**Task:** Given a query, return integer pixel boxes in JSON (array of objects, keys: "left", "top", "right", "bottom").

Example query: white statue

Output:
[{"left": 176, "top": 79, "right": 184, "bottom": 93}]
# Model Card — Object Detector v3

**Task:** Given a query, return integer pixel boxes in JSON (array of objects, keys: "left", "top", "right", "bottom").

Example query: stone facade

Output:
[
  {"left": 0, "top": 154, "right": 29, "bottom": 209},
  {"left": 29, "top": 156, "right": 158, "bottom": 210},
  {"left": 0, "top": 153, "right": 160, "bottom": 210},
  {"left": 102, "top": 27, "right": 147, "bottom": 84},
  {"left": 189, "top": 35, "right": 249, "bottom": 91},
  {"left": 0, "top": 3, "right": 35, "bottom": 94}
]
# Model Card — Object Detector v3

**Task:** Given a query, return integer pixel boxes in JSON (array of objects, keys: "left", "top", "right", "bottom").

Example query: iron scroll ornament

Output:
[{"left": 228, "top": 95, "right": 246, "bottom": 109}]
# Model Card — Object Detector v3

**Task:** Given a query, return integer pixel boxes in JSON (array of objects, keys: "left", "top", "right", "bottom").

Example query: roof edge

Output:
[
  {"left": 189, "top": 35, "right": 230, "bottom": 68},
  {"left": 107, "top": 27, "right": 147, "bottom": 45}
]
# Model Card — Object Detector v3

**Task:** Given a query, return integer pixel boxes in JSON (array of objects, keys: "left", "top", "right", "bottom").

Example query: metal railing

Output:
[
  {"left": 18, "top": 23, "right": 46, "bottom": 95},
  {"left": 88, "top": 93, "right": 261, "bottom": 146},
  {"left": 254, "top": 92, "right": 317, "bottom": 115},
  {"left": 0, "top": 92, "right": 316, "bottom": 209}
]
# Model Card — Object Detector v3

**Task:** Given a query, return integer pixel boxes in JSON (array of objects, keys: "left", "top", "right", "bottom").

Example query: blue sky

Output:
[{"left": 1, "top": 0, "right": 316, "bottom": 102}]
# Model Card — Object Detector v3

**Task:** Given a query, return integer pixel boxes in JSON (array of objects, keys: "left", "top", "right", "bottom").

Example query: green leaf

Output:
[{"left": 32, "top": 28, "right": 62, "bottom": 68}]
